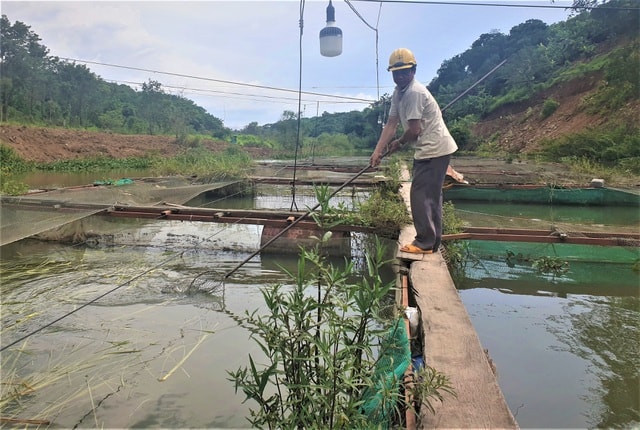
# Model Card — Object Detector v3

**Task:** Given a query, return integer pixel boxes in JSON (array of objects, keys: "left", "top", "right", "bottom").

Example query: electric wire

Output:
[
  {"left": 1, "top": 50, "right": 512, "bottom": 352},
  {"left": 350, "top": 0, "right": 638, "bottom": 11},
  {"left": 107, "top": 79, "right": 371, "bottom": 105},
  {"left": 346, "top": 0, "right": 378, "bottom": 31},
  {"left": 374, "top": 3, "right": 383, "bottom": 101},
  {"left": 440, "top": 58, "right": 508, "bottom": 111},
  {"left": 344, "top": 0, "right": 383, "bottom": 101},
  {"left": 60, "top": 57, "right": 375, "bottom": 103},
  {"left": 291, "top": 0, "right": 306, "bottom": 211}
]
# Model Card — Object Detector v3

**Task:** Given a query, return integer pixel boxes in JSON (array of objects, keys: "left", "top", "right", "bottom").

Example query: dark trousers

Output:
[{"left": 410, "top": 154, "right": 451, "bottom": 251}]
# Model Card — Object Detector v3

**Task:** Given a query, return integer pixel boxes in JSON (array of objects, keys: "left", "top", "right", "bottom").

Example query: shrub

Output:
[
  {"left": 540, "top": 98, "right": 560, "bottom": 119},
  {"left": 152, "top": 146, "right": 253, "bottom": 179},
  {"left": 448, "top": 116, "right": 478, "bottom": 150},
  {"left": 0, "top": 177, "right": 29, "bottom": 195},
  {"left": 442, "top": 201, "right": 464, "bottom": 235},
  {"left": 228, "top": 236, "right": 455, "bottom": 429},
  {"left": 359, "top": 187, "right": 412, "bottom": 235},
  {"left": 538, "top": 123, "right": 640, "bottom": 171},
  {"left": 0, "top": 145, "right": 32, "bottom": 174},
  {"left": 584, "top": 42, "right": 640, "bottom": 112},
  {"left": 234, "top": 134, "right": 276, "bottom": 149}
]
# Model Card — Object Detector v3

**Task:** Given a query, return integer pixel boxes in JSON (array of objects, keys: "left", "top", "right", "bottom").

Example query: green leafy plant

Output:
[
  {"left": 407, "top": 365, "right": 457, "bottom": 422},
  {"left": 537, "top": 122, "right": 640, "bottom": 173},
  {"left": 448, "top": 115, "right": 479, "bottom": 151},
  {"left": 0, "top": 178, "right": 30, "bottom": 195},
  {"left": 381, "top": 157, "right": 404, "bottom": 192},
  {"left": 442, "top": 201, "right": 464, "bottom": 235},
  {"left": 228, "top": 235, "right": 456, "bottom": 428},
  {"left": 37, "top": 155, "right": 154, "bottom": 172},
  {"left": 540, "top": 98, "right": 560, "bottom": 119},
  {"left": 532, "top": 256, "right": 570, "bottom": 278},
  {"left": 505, "top": 250, "right": 528, "bottom": 268},
  {"left": 227, "top": 236, "right": 398, "bottom": 429},
  {"left": 0, "top": 145, "right": 33, "bottom": 174},
  {"left": 308, "top": 184, "right": 361, "bottom": 229},
  {"left": 0, "top": 145, "right": 32, "bottom": 195},
  {"left": 150, "top": 146, "right": 253, "bottom": 179},
  {"left": 441, "top": 201, "right": 470, "bottom": 279},
  {"left": 358, "top": 188, "right": 411, "bottom": 236},
  {"left": 583, "top": 42, "right": 640, "bottom": 113},
  {"left": 358, "top": 159, "right": 411, "bottom": 235}
]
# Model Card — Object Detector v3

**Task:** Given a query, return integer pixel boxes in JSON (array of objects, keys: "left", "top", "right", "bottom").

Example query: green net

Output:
[
  {"left": 0, "top": 177, "right": 238, "bottom": 246},
  {"left": 361, "top": 318, "right": 411, "bottom": 426}
]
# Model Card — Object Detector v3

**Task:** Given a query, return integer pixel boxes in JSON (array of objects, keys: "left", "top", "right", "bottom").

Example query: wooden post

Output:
[{"left": 402, "top": 273, "right": 417, "bottom": 430}]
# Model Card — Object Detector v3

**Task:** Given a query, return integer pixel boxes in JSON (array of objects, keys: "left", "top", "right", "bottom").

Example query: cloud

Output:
[{"left": 3, "top": 0, "right": 573, "bottom": 129}]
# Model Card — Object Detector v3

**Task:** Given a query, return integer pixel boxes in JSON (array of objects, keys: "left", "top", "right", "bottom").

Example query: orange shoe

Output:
[{"left": 400, "top": 244, "right": 433, "bottom": 254}]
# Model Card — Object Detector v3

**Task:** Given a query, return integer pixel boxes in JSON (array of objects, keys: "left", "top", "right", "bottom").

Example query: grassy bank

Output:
[{"left": 0, "top": 144, "right": 254, "bottom": 195}]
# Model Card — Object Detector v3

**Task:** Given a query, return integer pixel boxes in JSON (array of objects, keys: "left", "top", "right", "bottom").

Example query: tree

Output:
[
  {"left": 546, "top": 14, "right": 598, "bottom": 64},
  {"left": 509, "top": 19, "right": 550, "bottom": 50},
  {"left": 0, "top": 15, "right": 50, "bottom": 121},
  {"left": 276, "top": 110, "right": 299, "bottom": 151},
  {"left": 53, "top": 61, "right": 103, "bottom": 126},
  {"left": 568, "top": 0, "right": 601, "bottom": 11},
  {"left": 1, "top": 14, "right": 231, "bottom": 136},
  {"left": 429, "top": 55, "right": 470, "bottom": 95},
  {"left": 590, "top": 0, "right": 640, "bottom": 38},
  {"left": 138, "top": 79, "right": 167, "bottom": 134},
  {"left": 463, "top": 31, "right": 509, "bottom": 75},
  {"left": 241, "top": 121, "right": 260, "bottom": 135}
]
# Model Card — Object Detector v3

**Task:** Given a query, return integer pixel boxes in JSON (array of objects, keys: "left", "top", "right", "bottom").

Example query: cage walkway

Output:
[{"left": 0, "top": 177, "right": 241, "bottom": 246}]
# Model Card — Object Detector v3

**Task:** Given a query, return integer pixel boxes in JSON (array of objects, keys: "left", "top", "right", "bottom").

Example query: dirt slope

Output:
[
  {"left": 0, "top": 125, "right": 270, "bottom": 163},
  {"left": 471, "top": 71, "right": 608, "bottom": 153},
  {"left": 0, "top": 72, "right": 637, "bottom": 168}
]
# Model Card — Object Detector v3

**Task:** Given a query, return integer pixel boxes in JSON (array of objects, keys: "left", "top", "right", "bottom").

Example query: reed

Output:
[{"left": 227, "top": 235, "right": 455, "bottom": 428}]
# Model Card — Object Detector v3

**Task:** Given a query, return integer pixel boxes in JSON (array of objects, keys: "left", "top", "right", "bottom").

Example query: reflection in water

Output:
[
  {"left": 459, "top": 259, "right": 640, "bottom": 429},
  {"left": 0, "top": 224, "right": 397, "bottom": 428},
  {"left": 454, "top": 201, "right": 640, "bottom": 229},
  {"left": 548, "top": 296, "right": 640, "bottom": 428}
]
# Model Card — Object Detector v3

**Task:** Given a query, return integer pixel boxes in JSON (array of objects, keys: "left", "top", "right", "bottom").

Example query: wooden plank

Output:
[
  {"left": 465, "top": 233, "right": 636, "bottom": 246},
  {"left": 251, "top": 176, "right": 379, "bottom": 186},
  {"left": 463, "top": 226, "right": 640, "bottom": 240},
  {"left": 104, "top": 208, "right": 376, "bottom": 233},
  {"left": 397, "top": 166, "right": 517, "bottom": 428},
  {"left": 410, "top": 256, "right": 518, "bottom": 429}
]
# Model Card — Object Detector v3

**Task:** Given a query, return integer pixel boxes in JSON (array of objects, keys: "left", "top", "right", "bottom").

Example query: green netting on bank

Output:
[{"left": 361, "top": 318, "right": 411, "bottom": 427}]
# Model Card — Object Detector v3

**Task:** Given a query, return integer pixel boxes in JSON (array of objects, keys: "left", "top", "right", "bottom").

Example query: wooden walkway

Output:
[{"left": 396, "top": 174, "right": 519, "bottom": 429}]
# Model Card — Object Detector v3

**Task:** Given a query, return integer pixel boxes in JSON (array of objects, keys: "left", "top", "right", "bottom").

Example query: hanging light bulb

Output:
[{"left": 319, "top": 0, "right": 342, "bottom": 57}]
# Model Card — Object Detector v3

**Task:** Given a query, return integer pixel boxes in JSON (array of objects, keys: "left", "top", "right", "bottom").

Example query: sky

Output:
[{"left": 3, "top": 0, "right": 576, "bottom": 130}]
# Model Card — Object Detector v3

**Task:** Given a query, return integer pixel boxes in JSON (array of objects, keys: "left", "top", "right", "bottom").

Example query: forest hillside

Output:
[{"left": 0, "top": 0, "right": 638, "bottom": 174}]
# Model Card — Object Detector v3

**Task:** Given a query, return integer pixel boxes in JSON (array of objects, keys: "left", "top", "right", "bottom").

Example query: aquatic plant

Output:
[
  {"left": 356, "top": 157, "right": 412, "bottom": 235},
  {"left": 149, "top": 145, "right": 253, "bottom": 179},
  {"left": 0, "top": 145, "right": 31, "bottom": 195},
  {"left": 227, "top": 235, "right": 455, "bottom": 428},
  {"left": 533, "top": 255, "right": 570, "bottom": 279}
]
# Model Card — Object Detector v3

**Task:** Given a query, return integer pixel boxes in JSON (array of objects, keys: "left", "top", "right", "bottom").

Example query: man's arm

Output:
[
  {"left": 370, "top": 116, "right": 400, "bottom": 167},
  {"left": 401, "top": 118, "right": 422, "bottom": 142},
  {"left": 370, "top": 117, "right": 422, "bottom": 167}
]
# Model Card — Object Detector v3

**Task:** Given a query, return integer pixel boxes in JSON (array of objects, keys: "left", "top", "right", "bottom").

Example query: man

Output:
[{"left": 370, "top": 48, "right": 458, "bottom": 254}]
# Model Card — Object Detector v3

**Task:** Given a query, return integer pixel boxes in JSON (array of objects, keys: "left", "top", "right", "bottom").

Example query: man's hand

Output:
[
  {"left": 370, "top": 149, "right": 383, "bottom": 167},
  {"left": 387, "top": 139, "right": 401, "bottom": 154},
  {"left": 370, "top": 139, "right": 400, "bottom": 167}
]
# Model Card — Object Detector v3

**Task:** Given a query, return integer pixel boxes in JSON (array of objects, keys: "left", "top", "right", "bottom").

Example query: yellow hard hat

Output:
[{"left": 387, "top": 48, "right": 417, "bottom": 71}]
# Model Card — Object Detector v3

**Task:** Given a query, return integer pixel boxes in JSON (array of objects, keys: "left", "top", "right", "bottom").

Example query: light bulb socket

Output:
[{"left": 320, "top": 0, "right": 342, "bottom": 57}]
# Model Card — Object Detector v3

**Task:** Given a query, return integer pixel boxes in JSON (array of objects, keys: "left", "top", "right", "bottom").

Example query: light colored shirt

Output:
[{"left": 389, "top": 78, "right": 458, "bottom": 159}]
